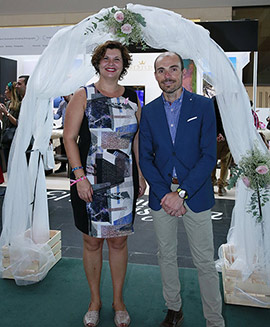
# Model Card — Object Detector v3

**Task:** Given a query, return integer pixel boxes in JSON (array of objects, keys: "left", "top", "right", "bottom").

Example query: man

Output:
[
  {"left": 53, "top": 94, "right": 72, "bottom": 173},
  {"left": 211, "top": 96, "right": 232, "bottom": 196},
  {"left": 16, "top": 75, "right": 31, "bottom": 161},
  {"left": 16, "top": 75, "right": 29, "bottom": 100},
  {"left": 139, "top": 52, "right": 225, "bottom": 327}
]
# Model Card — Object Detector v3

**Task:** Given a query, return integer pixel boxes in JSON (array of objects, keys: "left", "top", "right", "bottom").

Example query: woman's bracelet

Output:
[
  {"left": 70, "top": 175, "right": 87, "bottom": 186},
  {"left": 71, "top": 166, "right": 83, "bottom": 172}
]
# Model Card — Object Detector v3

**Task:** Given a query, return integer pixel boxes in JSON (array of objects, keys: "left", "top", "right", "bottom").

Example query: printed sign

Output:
[{"left": 0, "top": 26, "right": 65, "bottom": 55}]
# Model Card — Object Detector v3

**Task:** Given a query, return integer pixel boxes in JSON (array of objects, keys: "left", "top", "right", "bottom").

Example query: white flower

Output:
[
  {"left": 121, "top": 23, "right": 133, "bottom": 35},
  {"left": 114, "top": 11, "right": 124, "bottom": 22}
]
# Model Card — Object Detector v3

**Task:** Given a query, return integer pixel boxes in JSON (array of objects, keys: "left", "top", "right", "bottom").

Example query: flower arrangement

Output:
[
  {"left": 228, "top": 145, "right": 270, "bottom": 223},
  {"left": 85, "top": 7, "right": 147, "bottom": 49}
]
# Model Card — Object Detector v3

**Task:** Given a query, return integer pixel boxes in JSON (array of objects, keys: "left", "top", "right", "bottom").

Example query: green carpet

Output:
[{"left": 0, "top": 258, "right": 269, "bottom": 326}]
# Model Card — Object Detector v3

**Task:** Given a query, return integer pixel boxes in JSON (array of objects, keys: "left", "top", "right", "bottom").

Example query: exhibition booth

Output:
[
  {"left": 2, "top": 20, "right": 268, "bottom": 139},
  {"left": 2, "top": 20, "right": 267, "bottom": 154},
  {"left": 0, "top": 20, "right": 259, "bottom": 107},
  {"left": 1, "top": 23, "right": 261, "bottom": 171},
  {"left": 1, "top": 7, "right": 269, "bottom": 313}
]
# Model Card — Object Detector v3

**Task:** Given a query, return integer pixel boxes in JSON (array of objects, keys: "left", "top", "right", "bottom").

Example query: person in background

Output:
[
  {"left": 0, "top": 82, "right": 21, "bottom": 166},
  {"left": 139, "top": 52, "right": 224, "bottom": 327},
  {"left": 16, "top": 75, "right": 35, "bottom": 163},
  {"left": 16, "top": 75, "right": 29, "bottom": 100},
  {"left": 266, "top": 114, "right": 270, "bottom": 131},
  {"left": 0, "top": 82, "right": 12, "bottom": 188},
  {"left": 4, "top": 82, "right": 12, "bottom": 103},
  {"left": 259, "top": 132, "right": 270, "bottom": 150},
  {"left": 64, "top": 41, "right": 146, "bottom": 327},
  {"left": 54, "top": 94, "right": 72, "bottom": 173},
  {"left": 211, "top": 96, "right": 232, "bottom": 196},
  {"left": 250, "top": 100, "right": 260, "bottom": 129}
]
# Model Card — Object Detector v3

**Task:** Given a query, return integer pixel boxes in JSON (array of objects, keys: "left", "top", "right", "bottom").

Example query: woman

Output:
[
  {"left": 64, "top": 41, "right": 146, "bottom": 327},
  {"left": 4, "top": 82, "right": 12, "bottom": 102},
  {"left": 0, "top": 82, "right": 21, "bottom": 166}
]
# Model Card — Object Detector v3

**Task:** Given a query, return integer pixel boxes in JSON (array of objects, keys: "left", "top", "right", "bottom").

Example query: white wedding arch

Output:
[{"left": 0, "top": 4, "right": 269, "bottom": 289}]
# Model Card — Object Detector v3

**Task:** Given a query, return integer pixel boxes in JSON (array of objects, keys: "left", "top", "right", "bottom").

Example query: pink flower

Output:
[
  {"left": 124, "top": 97, "right": 129, "bottom": 104},
  {"left": 242, "top": 176, "right": 251, "bottom": 187},
  {"left": 121, "top": 23, "right": 133, "bottom": 34},
  {"left": 256, "top": 165, "right": 269, "bottom": 175},
  {"left": 114, "top": 11, "right": 124, "bottom": 22}
]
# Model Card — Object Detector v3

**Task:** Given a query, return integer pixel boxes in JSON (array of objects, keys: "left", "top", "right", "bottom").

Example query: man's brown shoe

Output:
[{"left": 160, "top": 308, "right": 184, "bottom": 327}]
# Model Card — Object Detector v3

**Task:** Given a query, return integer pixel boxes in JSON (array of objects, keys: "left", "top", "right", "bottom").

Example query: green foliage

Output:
[
  {"left": 227, "top": 166, "right": 243, "bottom": 190},
  {"left": 85, "top": 7, "right": 148, "bottom": 49},
  {"left": 228, "top": 144, "right": 270, "bottom": 223},
  {"left": 239, "top": 147, "right": 270, "bottom": 189}
]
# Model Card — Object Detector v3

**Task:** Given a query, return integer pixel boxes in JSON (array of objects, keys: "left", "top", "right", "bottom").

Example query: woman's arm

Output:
[
  {"left": 63, "top": 88, "right": 93, "bottom": 202},
  {"left": 0, "top": 103, "right": 17, "bottom": 126},
  {"left": 133, "top": 100, "right": 146, "bottom": 198}
]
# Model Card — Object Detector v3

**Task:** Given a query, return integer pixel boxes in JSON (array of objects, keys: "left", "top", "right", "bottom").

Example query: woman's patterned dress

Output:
[{"left": 70, "top": 84, "right": 138, "bottom": 238}]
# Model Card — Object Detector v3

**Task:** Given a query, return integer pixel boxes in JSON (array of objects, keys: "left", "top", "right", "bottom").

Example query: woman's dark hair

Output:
[{"left": 91, "top": 41, "right": 132, "bottom": 80}]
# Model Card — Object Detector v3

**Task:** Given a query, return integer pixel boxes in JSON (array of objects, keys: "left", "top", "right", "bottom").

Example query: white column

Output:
[{"left": 253, "top": 51, "right": 258, "bottom": 110}]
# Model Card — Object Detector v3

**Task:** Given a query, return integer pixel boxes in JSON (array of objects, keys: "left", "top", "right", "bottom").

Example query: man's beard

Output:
[{"left": 160, "top": 79, "right": 182, "bottom": 94}]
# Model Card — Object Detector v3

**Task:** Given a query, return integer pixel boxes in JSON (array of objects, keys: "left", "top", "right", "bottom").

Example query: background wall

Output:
[
  {"left": 1, "top": 51, "right": 250, "bottom": 107},
  {"left": 0, "top": 8, "right": 232, "bottom": 27},
  {"left": 0, "top": 1, "right": 269, "bottom": 108},
  {"left": 0, "top": 1, "right": 268, "bottom": 27},
  {"left": 3, "top": 0, "right": 270, "bottom": 27}
]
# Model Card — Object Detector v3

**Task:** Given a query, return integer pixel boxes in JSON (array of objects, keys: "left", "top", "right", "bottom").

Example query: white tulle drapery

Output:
[{"left": 0, "top": 4, "right": 269, "bottom": 288}]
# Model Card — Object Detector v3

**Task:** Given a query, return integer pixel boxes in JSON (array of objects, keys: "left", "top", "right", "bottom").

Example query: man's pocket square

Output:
[{"left": 187, "top": 116, "right": 198, "bottom": 122}]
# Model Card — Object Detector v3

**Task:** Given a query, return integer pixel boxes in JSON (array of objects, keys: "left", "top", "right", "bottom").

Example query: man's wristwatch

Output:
[{"left": 177, "top": 188, "right": 188, "bottom": 200}]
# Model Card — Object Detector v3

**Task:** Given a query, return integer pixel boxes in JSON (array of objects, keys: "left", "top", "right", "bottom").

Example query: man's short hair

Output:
[
  {"left": 154, "top": 52, "right": 184, "bottom": 72},
  {"left": 19, "top": 75, "right": 30, "bottom": 86}
]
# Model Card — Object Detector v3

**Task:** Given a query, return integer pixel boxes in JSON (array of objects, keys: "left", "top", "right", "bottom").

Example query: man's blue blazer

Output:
[{"left": 139, "top": 89, "right": 217, "bottom": 213}]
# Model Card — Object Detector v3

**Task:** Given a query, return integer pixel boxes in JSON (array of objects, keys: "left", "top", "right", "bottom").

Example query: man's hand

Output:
[
  {"left": 160, "top": 192, "right": 187, "bottom": 216},
  {"left": 217, "top": 133, "right": 225, "bottom": 142},
  {"left": 138, "top": 176, "right": 147, "bottom": 198}
]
